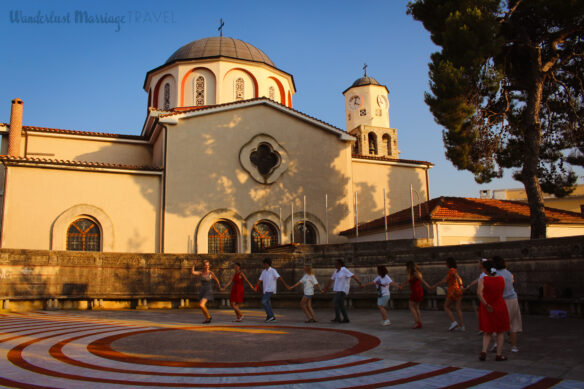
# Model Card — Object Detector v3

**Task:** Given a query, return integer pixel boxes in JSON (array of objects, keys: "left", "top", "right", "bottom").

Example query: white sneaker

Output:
[
  {"left": 490, "top": 343, "right": 498, "bottom": 352},
  {"left": 458, "top": 325, "right": 466, "bottom": 332},
  {"left": 382, "top": 319, "right": 391, "bottom": 326},
  {"left": 448, "top": 321, "right": 459, "bottom": 331},
  {"left": 511, "top": 346, "right": 519, "bottom": 353}
]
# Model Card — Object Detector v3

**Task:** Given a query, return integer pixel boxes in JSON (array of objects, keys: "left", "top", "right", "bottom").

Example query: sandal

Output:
[
  {"left": 479, "top": 352, "right": 487, "bottom": 361},
  {"left": 202, "top": 317, "right": 212, "bottom": 324},
  {"left": 495, "top": 355, "right": 507, "bottom": 361}
]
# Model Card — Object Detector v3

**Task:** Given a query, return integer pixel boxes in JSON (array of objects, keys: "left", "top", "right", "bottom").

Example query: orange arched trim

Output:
[
  {"left": 268, "top": 76, "right": 286, "bottom": 104},
  {"left": 287, "top": 91, "right": 292, "bottom": 108},
  {"left": 180, "top": 67, "right": 216, "bottom": 107},
  {"left": 152, "top": 74, "right": 175, "bottom": 108},
  {"left": 223, "top": 68, "right": 259, "bottom": 99}
]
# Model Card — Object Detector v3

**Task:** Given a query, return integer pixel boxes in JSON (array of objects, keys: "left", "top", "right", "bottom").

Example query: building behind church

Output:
[{"left": 0, "top": 36, "right": 432, "bottom": 254}]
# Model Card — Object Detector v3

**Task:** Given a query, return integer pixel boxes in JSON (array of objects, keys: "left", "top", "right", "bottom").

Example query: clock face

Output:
[
  {"left": 348, "top": 95, "right": 361, "bottom": 110},
  {"left": 377, "top": 95, "right": 388, "bottom": 109}
]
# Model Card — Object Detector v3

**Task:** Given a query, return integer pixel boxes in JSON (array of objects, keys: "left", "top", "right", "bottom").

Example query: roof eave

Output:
[{"left": 158, "top": 99, "right": 355, "bottom": 141}]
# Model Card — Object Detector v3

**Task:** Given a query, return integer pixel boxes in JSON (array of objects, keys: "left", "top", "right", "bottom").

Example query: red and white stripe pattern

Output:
[{"left": 0, "top": 312, "right": 576, "bottom": 388}]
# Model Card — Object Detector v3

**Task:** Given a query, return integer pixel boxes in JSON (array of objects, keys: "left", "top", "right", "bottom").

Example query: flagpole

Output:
[
  {"left": 354, "top": 191, "right": 359, "bottom": 238},
  {"left": 325, "top": 194, "right": 329, "bottom": 244},
  {"left": 384, "top": 188, "right": 388, "bottom": 241},
  {"left": 303, "top": 195, "right": 307, "bottom": 244},
  {"left": 291, "top": 203, "right": 294, "bottom": 243}
]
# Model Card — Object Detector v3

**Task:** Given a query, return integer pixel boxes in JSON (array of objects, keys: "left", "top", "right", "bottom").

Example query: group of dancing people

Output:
[{"left": 192, "top": 255, "right": 522, "bottom": 360}]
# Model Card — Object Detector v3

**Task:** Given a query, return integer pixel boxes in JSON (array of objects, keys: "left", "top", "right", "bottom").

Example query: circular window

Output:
[{"left": 240, "top": 134, "right": 288, "bottom": 184}]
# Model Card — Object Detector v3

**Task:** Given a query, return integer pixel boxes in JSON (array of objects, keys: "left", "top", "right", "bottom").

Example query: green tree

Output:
[{"left": 408, "top": 0, "right": 584, "bottom": 238}]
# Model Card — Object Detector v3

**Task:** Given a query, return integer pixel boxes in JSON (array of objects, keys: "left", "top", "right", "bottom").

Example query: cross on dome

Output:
[{"left": 218, "top": 18, "right": 225, "bottom": 37}]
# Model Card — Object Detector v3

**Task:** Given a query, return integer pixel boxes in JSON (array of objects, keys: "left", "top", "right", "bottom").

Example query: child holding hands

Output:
[
  {"left": 361, "top": 265, "right": 398, "bottom": 326},
  {"left": 288, "top": 265, "right": 323, "bottom": 323}
]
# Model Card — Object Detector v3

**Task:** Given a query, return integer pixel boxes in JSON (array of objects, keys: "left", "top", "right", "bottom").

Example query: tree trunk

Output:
[{"left": 521, "top": 47, "right": 547, "bottom": 239}]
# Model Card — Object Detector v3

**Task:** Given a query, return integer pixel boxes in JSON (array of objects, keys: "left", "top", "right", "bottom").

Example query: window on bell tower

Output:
[
  {"left": 163, "top": 83, "right": 170, "bottom": 110},
  {"left": 353, "top": 138, "right": 360, "bottom": 154},
  {"left": 382, "top": 134, "right": 391, "bottom": 156},
  {"left": 368, "top": 132, "right": 378, "bottom": 155},
  {"left": 235, "top": 78, "right": 245, "bottom": 101},
  {"left": 195, "top": 76, "right": 205, "bottom": 106}
]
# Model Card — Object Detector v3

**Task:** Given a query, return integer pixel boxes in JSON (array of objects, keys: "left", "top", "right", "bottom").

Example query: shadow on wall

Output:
[
  {"left": 69, "top": 106, "right": 353, "bottom": 253},
  {"left": 387, "top": 165, "right": 430, "bottom": 239}
]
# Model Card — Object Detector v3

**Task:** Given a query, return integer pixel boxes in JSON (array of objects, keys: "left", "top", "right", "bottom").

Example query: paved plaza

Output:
[{"left": 0, "top": 307, "right": 583, "bottom": 388}]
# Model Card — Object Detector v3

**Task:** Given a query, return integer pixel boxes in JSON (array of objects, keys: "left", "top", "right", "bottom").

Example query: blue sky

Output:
[{"left": 1, "top": 0, "right": 569, "bottom": 198}]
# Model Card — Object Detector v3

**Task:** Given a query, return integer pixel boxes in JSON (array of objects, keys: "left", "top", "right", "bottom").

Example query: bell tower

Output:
[{"left": 343, "top": 67, "right": 398, "bottom": 158}]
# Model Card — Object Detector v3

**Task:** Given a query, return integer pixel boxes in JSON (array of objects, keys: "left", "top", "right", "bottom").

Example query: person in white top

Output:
[
  {"left": 323, "top": 260, "right": 362, "bottom": 323},
  {"left": 361, "top": 265, "right": 398, "bottom": 326},
  {"left": 493, "top": 255, "right": 522, "bottom": 353},
  {"left": 288, "top": 264, "right": 323, "bottom": 323},
  {"left": 255, "top": 257, "right": 289, "bottom": 322}
]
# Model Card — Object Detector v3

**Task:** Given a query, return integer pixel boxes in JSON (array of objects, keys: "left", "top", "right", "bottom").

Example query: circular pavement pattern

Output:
[{"left": 0, "top": 312, "right": 572, "bottom": 388}]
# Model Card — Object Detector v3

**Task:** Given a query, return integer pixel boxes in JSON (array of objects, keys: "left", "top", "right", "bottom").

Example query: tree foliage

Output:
[{"left": 408, "top": 0, "right": 584, "bottom": 238}]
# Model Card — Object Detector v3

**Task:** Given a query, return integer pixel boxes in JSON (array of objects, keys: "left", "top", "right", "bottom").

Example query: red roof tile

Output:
[
  {"left": 0, "top": 155, "right": 161, "bottom": 172},
  {"left": 0, "top": 124, "right": 144, "bottom": 140},
  {"left": 340, "top": 196, "right": 584, "bottom": 235}
]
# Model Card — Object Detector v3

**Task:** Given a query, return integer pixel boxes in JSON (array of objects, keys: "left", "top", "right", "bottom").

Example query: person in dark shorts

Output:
[{"left": 192, "top": 259, "right": 221, "bottom": 324}]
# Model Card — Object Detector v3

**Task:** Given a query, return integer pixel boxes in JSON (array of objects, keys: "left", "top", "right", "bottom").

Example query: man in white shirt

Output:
[
  {"left": 323, "top": 260, "right": 362, "bottom": 323},
  {"left": 256, "top": 257, "right": 289, "bottom": 322}
]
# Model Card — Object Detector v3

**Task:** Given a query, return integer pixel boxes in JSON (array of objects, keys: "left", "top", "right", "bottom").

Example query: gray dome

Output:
[
  {"left": 350, "top": 76, "right": 381, "bottom": 88},
  {"left": 165, "top": 37, "right": 275, "bottom": 67}
]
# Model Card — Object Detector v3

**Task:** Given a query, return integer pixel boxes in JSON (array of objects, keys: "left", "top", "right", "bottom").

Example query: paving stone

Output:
[{"left": 0, "top": 308, "right": 582, "bottom": 388}]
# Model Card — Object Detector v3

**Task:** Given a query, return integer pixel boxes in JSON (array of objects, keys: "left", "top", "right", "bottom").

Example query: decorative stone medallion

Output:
[{"left": 240, "top": 134, "right": 288, "bottom": 184}]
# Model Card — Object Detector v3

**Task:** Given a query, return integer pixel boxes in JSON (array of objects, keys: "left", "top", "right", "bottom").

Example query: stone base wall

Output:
[{"left": 1, "top": 236, "right": 583, "bottom": 315}]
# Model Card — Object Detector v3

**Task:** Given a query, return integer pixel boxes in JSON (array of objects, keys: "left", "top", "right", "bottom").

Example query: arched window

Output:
[
  {"left": 368, "top": 132, "right": 378, "bottom": 155},
  {"left": 382, "top": 134, "right": 391, "bottom": 156},
  {"left": 195, "top": 76, "right": 205, "bottom": 106},
  {"left": 353, "top": 138, "right": 360, "bottom": 154},
  {"left": 67, "top": 218, "right": 101, "bottom": 251},
  {"left": 163, "top": 83, "right": 170, "bottom": 110},
  {"left": 268, "top": 86, "right": 275, "bottom": 101},
  {"left": 251, "top": 221, "right": 278, "bottom": 253},
  {"left": 235, "top": 78, "right": 245, "bottom": 101},
  {"left": 208, "top": 221, "right": 237, "bottom": 253},
  {"left": 293, "top": 222, "right": 317, "bottom": 244}
]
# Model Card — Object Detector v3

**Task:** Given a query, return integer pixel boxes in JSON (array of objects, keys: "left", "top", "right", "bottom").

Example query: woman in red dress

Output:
[
  {"left": 478, "top": 258, "right": 510, "bottom": 361},
  {"left": 221, "top": 263, "right": 254, "bottom": 322},
  {"left": 399, "top": 261, "right": 432, "bottom": 329}
]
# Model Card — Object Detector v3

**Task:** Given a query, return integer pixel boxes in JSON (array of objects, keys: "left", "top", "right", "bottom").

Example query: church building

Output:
[{"left": 0, "top": 36, "right": 432, "bottom": 254}]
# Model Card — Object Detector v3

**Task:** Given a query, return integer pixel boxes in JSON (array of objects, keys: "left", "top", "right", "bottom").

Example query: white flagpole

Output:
[
  {"left": 279, "top": 207, "right": 282, "bottom": 244},
  {"left": 325, "top": 194, "right": 329, "bottom": 244},
  {"left": 291, "top": 203, "right": 294, "bottom": 243},
  {"left": 303, "top": 195, "right": 307, "bottom": 244},
  {"left": 384, "top": 188, "right": 388, "bottom": 241},
  {"left": 355, "top": 191, "right": 359, "bottom": 238}
]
